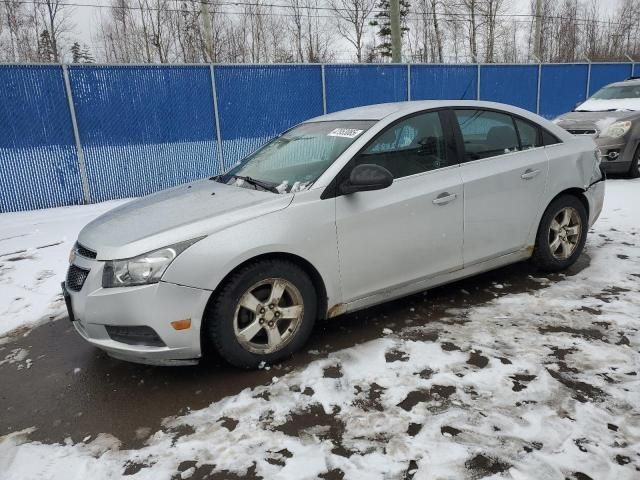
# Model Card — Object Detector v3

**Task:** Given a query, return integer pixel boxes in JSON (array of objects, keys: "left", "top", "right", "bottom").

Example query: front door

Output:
[{"left": 334, "top": 110, "right": 464, "bottom": 303}]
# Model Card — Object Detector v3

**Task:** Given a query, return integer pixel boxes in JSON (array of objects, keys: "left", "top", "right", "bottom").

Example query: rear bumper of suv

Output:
[{"left": 63, "top": 255, "right": 211, "bottom": 365}]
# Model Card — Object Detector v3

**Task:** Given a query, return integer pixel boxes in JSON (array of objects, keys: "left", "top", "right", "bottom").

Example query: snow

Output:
[
  {"left": 1, "top": 180, "right": 640, "bottom": 479},
  {"left": 577, "top": 97, "right": 640, "bottom": 113},
  {"left": 0, "top": 199, "right": 129, "bottom": 337}
]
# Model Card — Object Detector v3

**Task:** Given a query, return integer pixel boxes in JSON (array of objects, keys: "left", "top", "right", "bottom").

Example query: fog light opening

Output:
[
  {"left": 171, "top": 319, "right": 192, "bottom": 331},
  {"left": 607, "top": 150, "right": 620, "bottom": 160},
  {"left": 105, "top": 325, "right": 166, "bottom": 347}
]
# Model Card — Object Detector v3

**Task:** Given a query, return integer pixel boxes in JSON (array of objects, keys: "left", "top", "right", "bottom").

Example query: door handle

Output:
[
  {"left": 521, "top": 168, "right": 541, "bottom": 180},
  {"left": 432, "top": 192, "right": 457, "bottom": 206}
]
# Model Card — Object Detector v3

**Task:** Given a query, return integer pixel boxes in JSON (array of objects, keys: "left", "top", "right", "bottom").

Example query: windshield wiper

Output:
[
  {"left": 229, "top": 175, "right": 280, "bottom": 193},
  {"left": 575, "top": 108, "right": 623, "bottom": 112}
]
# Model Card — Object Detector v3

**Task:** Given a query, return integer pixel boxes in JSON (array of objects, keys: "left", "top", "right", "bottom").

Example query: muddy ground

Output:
[{"left": 0, "top": 257, "right": 588, "bottom": 450}]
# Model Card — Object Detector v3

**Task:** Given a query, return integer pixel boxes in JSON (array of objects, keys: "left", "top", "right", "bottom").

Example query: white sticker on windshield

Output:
[{"left": 328, "top": 128, "right": 364, "bottom": 139}]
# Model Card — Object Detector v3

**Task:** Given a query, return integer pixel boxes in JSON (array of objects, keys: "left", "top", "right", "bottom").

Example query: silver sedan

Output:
[{"left": 63, "top": 100, "right": 605, "bottom": 368}]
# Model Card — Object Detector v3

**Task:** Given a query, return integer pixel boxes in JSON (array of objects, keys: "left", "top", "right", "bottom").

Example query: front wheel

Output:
[
  {"left": 531, "top": 195, "right": 588, "bottom": 272},
  {"left": 204, "top": 259, "right": 317, "bottom": 368}
]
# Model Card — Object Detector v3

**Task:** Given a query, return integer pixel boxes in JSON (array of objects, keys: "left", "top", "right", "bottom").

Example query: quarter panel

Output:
[{"left": 524, "top": 137, "right": 600, "bottom": 246}]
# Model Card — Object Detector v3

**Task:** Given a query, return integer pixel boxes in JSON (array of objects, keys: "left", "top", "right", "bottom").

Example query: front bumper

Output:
[
  {"left": 64, "top": 255, "right": 211, "bottom": 365},
  {"left": 595, "top": 136, "right": 637, "bottom": 173}
]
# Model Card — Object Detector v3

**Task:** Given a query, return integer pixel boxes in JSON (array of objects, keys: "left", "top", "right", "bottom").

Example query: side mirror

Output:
[{"left": 340, "top": 164, "right": 393, "bottom": 195}]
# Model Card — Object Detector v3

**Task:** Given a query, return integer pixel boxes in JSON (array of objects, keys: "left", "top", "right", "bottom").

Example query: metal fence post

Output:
[
  {"left": 536, "top": 62, "right": 542, "bottom": 114},
  {"left": 407, "top": 64, "right": 411, "bottom": 101},
  {"left": 62, "top": 64, "right": 92, "bottom": 205},
  {"left": 209, "top": 64, "right": 225, "bottom": 173},
  {"left": 585, "top": 60, "right": 592, "bottom": 99},
  {"left": 321, "top": 64, "right": 327, "bottom": 114},
  {"left": 476, "top": 63, "right": 481, "bottom": 100}
]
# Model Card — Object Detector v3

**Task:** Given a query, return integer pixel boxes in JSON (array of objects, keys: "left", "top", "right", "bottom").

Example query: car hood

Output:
[
  {"left": 78, "top": 179, "right": 294, "bottom": 260},
  {"left": 555, "top": 109, "right": 639, "bottom": 133}
]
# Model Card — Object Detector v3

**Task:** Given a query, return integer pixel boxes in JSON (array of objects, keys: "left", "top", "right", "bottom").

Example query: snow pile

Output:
[
  {"left": 1, "top": 181, "right": 640, "bottom": 479},
  {"left": 0, "top": 200, "right": 128, "bottom": 337}
]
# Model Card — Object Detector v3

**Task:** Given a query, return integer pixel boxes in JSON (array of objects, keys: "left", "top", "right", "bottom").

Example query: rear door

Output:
[
  {"left": 334, "top": 110, "right": 464, "bottom": 302},
  {"left": 451, "top": 109, "right": 550, "bottom": 266}
]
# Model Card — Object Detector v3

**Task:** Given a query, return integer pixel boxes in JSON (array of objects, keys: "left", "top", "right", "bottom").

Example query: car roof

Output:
[
  {"left": 305, "top": 100, "right": 542, "bottom": 122},
  {"left": 303, "top": 100, "right": 573, "bottom": 142}
]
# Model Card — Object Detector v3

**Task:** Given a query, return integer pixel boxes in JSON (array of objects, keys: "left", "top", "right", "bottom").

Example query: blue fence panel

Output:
[
  {"left": 214, "top": 65, "right": 323, "bottom": 169},
  {"left": 68, "top": 65, "right": 218, "bottom": 202},
  {"left": 411, "top": 65, "right": 477, "bottom": 100},
  {"left": 480, "top": 65, "right": 538, "bottom": 112},
  {"left": 589, "top": 63, "right": 633, "bottom": 95},
  {"left": 325, "top": 65, "right": 408, "bottom": 113},
  {"left": 0, "top": 65, "right": 83, "bottom": 212},
  {"left": 539, "top": 64, "right": 589, "bottom": 119}
]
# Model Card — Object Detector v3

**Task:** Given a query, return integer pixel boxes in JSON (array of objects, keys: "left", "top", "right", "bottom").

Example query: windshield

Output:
[
  {"left": 219, "top": 120, "right": 375, "bottom": 193},
  {"left": 591, "top": 85, "right": 640, "bottom": 100}
]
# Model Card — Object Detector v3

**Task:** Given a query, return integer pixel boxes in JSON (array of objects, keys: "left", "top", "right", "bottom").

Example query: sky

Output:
[{"left": 67, "top": 0, "right": 622, "bottom": 62}]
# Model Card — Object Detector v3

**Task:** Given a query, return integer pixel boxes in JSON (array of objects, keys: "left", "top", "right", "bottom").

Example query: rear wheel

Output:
[
  {"left": 205, "top": 259, "right": 317, "bottom": 368},
  {"left": 628, "top": 145, "right": 640, "bottom": 178},
  {"left": 531, "top": 195, "right": 588, "bottom": 272}
]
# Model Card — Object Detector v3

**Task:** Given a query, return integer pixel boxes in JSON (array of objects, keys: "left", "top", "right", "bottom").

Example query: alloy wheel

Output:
[
  {"left": 548, "top": 207, "right": 582, "bottom": 260},
  {"left": 233, "top": 278, "right": 304, "bottom": 354}
]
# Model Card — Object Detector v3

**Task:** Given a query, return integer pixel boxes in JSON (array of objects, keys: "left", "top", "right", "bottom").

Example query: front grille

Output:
[
  {"left": 75, "top": 242, "right": 97, "bottom": 259},
  {"left": 567, "top": 128, "right": 597, "bottom": 136},
  {"left": 66, "top": 265, "right": 90, "bottom": 292}
]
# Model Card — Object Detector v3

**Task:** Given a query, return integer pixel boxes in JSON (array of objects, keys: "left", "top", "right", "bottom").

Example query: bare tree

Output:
[
  {"left": 482, "top": 0, "right": 507, "bottom": 63},
  {"left": 458, "top": 0, "right": 481, "bottom": 62},
  {"left": 37, "top": 0, "right": 74, "bottom": 61},
  {"left": 329, "top": 0, "right": 376, "bottom": 62}
]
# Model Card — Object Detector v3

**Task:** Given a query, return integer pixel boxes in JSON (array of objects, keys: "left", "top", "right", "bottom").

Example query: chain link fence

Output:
[{"left": 0, "top": 62, "right": 637, "bottom": 212}]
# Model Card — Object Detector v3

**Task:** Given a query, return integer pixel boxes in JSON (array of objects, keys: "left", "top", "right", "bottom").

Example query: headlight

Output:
[
  {"left": 600, "top": 121, "right": 632, "bottom": 138},
  {"left": 102, "top": 238, "right": 203, "bottom": 288}
]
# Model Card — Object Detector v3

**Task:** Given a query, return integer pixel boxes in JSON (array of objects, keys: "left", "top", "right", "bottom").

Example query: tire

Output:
[
  {"left": 204, "top": 259, "right": 317, "bottom": 368},
  {"left": 627, "top": 145, "right": 640, "bottom": 179},
  {"left": 531, "top": 194, "right": 588, "bottom": 272}
]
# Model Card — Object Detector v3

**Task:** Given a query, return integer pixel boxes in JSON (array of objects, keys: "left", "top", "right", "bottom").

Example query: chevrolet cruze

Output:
[{"left": 63, "top": 101, "right": 605, "bottom": 368}]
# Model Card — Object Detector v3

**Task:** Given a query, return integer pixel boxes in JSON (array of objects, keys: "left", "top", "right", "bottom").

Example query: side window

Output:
[
  {"left": 542, "top": 129, "right": 562, "bottom": 146},
  {"left": 354, "top": 111, "right": 449, "bottom": 179},
  {"left": 514, "top": 118, "right": 541, "bottom": 150},
  {"left": 455, "top": 109, "right": 519, "bottom": 161}
]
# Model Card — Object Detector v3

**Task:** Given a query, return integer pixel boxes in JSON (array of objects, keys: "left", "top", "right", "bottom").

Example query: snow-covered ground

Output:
[
  {"left": 1, "top": 180, "right": 640, "bottom": 479},
  {"left": 0, "top": 199, "right": 129, "bottom": 338}
]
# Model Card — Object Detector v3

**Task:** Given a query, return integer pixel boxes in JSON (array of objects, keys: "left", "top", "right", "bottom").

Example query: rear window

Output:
[{"left": 541, "top": 129, "right": 561, "bottom": 146}]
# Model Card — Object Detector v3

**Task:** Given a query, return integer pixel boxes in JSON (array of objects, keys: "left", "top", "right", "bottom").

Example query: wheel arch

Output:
[
  {"left": 550, "top": 187, "right": 590, "bottom": 218},
  {"left": 530, "top": 187, "right": 590, "bottom": 255},
  {"left": 201, "top": 252, "right": 329, "bottom": 346}
]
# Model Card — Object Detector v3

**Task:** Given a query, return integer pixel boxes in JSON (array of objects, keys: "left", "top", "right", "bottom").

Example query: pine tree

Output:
[
  {"left": 71, "top": 42, "right": 82, "bottom": 63},
  {"left": 38, "top": 30, "right": 55, "bottom": 62},
  {"left": 71, "top": 42, "right": 96, "bottom": 63},
  {"left": 369, "top": 0, "right": 410, "bottom": 60},
  {"left": 80, "top": 44, "right": 95, "bottom": 63}
]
